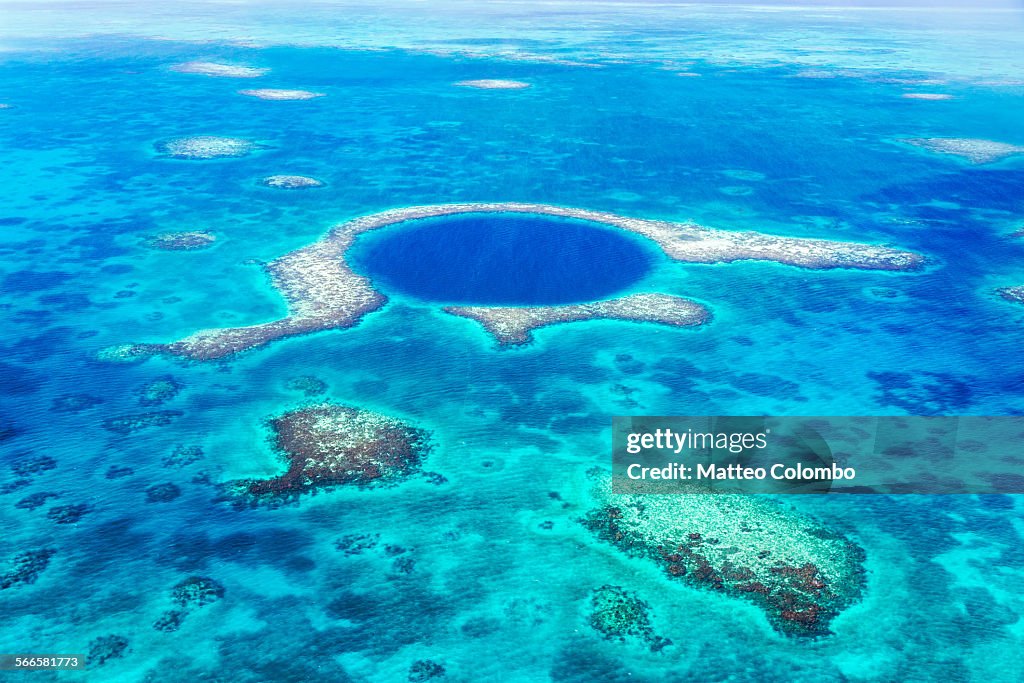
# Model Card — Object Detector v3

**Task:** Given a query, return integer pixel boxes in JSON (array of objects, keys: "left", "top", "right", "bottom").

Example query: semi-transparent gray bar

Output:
[{"left": 611, "top": 416, "right": 1024, "bottom": 494}]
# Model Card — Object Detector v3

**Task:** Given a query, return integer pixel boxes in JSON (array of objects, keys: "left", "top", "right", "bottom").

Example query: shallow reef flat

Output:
[
  {"left": 455, "top": 79, "right": 531, "bottom": 89},
  {"left": 903, "top": 137, "right": 1024, "bottom": 164},
  {"left": 238, "top": 88, "right": 324, "bottom": 101},
  {"left": 155, "top": 136, "right": 258, "bottom": 160},
  {"left": 170, "top": 61, "right": 268, "bottom": 78},
  {"left": 445, "top": 293, "right": 709, "bottom": 345},
  {"left": 997, "top": 286, "right": 1024, "bottom": 304},
  {"left": 223, "top": 403, "right": 431, "bottom": 508},
  {"left": 260, "top": 174, "right": 324, "bottom": 189},
  {"left": 579, "top": 471, "right": 864, "bottom": 637},
  {"left": 125, "top": 203, "right": 921, "bottom": 360}
]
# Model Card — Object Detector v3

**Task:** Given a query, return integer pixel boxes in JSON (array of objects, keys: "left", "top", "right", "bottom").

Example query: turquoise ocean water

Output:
[{"left": 1, "top": 2, "right": 1024, "bottom": 681}]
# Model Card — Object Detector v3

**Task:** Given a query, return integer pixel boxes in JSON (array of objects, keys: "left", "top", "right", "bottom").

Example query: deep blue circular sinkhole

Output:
[{"left": 350, "top": 213, "right": 656, "bottom": 305}]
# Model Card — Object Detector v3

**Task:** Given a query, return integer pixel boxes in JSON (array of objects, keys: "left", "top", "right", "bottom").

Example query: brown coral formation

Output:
[
  {"left": 580, "top": 473, "right": 864, "bottom": 637},
  {"left": 126, "top": 203, "right": 922, "bottom": 360},
  {"left": 225, "top": 404, "right": 430, "bottom": 506}
]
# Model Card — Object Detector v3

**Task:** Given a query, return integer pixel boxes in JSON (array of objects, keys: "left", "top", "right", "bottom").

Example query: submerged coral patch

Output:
[
  {"left": 225, "top": 404, "right": 430, "bottom": 506},
  {"left": 86, "top": 635, "right": 129, "bottom": 667},
  {"left": 102, "top": 411, "right": 183, "bottom": 434},
  {"left": 163, "top": 445, "right": 204, "bottom": 468},
  {"left": 408, "top": 659, "right": 446, "bottom": 681},
  {"left": 155, "top": 136, "right": 257, "bottom": 160},
  {"left": 15, "top": 492, "right": 59, "bottom": 511},
  {"left": 50, "top": 393, "right": 104, "bottom": 413},
  {"left": 997, "top": 286, "right": 1024, "bottom": 305},
  {"left": 239, "top": 88, "right": 324, "bottom": 100},
  {"left": 146, "top": 483, "right": 182, "bottom": 503},
  {"left": 146, "top": 231, "right": 216, "bottom": 251},
  {"left": 136, "top": 376, "right": 183, "bottom": 406},
  {"left": 171, "top": 61, "right": 268, "bottom": 78},
  {"left": 128, "top": 203, "right": 922, "bottom": 360},
  {"left": 172, "top": 576, "right": 225, "bottom": 608},
  {"left": 588, "top": 585, "right": 670, "bottom": 651},
  {"left": 903, "top": 138, "right": 1024, "bottom": 164},
  {"left": 261, "top": 175, "right": 324, "bottom": 189},
  {"left": 455, "top": 79, "right": 531, "bottom": 89},
  {"left": 11, "top": 453, "right": 57, "bottom": 477},
  {"left": 47, "top": 503, "right": 91, "bottom": 524},
  {"left": 1, "top": 549, "right": 55, "bottom": 589},
  {"left": 153, "top": 577, "right": 224, "bottom": 633},
  {"left": 285, "top": 375, "right": 328, "bottom": 396}
]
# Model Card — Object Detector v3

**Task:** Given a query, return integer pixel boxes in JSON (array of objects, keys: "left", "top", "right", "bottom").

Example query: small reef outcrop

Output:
[
  {"left": 145, "top": 231, "right": 217, "bottom": 251},
  {"left": 455, "top": 79, "right": 531, "bottom": 89},
  {"left": 239, "top": 89, "right": 324, "bottom": 101},
  {"left": 171, "top": 62, "right": 267, "bottom": 78},
  {"left": 902, "top": 93, "right": 953, "bottom": 100},
  {"left": 153, "top": 576, "right": 225, "bottom": 633},
  {"left": 155, "top": 136, "right": 258, "bottom": 160},
  {"left": 261, "top": 175, "right": 324, "bottom": 189},
  {"left": 86, "top": 635, "right": 129, "bottom": 667},
  {"left": 1, "top": 548, "right": 56, "bottom": 590},
  {"left": 997, "top": 286, "right": 1024, "bottom": 305},
  {"left": 588, "top": 584, "right": 671, "bottom": 651}
]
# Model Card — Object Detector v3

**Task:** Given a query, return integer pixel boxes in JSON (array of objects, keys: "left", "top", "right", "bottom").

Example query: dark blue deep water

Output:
[{"left": 351, "top": 214, "right": 655, "bottom": 304}]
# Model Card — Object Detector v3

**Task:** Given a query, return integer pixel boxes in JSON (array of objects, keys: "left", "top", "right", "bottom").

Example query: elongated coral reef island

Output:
[
  {"left": 123, "top": 203, "right": 922, "bottom": 360},
  {"left": 903, "top": 138, "right": 1024, "bottom": 164}
]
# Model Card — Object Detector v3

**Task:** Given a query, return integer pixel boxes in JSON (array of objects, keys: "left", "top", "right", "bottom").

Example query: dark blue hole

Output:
[{"left": 350, "top": 213, "right": 656, "bottom": 305}]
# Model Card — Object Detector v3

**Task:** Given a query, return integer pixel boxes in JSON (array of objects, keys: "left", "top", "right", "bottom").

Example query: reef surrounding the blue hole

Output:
[{"left": 126, "top": 202, "right": 921, "bottom": 360}]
